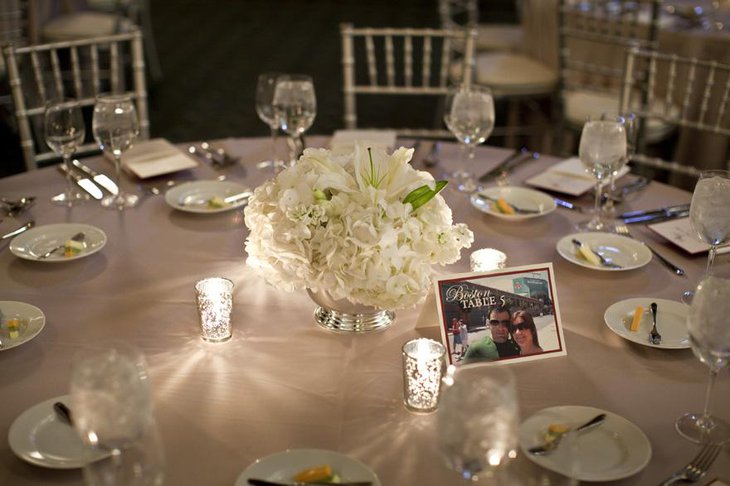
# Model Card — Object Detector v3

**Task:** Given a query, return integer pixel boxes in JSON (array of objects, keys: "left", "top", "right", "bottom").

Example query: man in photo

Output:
[{"left": 463, "top": 305, "right": 520, "bottom": 362}]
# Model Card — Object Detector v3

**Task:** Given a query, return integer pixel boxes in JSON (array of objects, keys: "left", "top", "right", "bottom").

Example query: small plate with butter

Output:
[
  {"left": 557, "top": 232, "right": 652, "bottom": 272},
  {"left": 165, "top": 180, "right": 251, "bottom": 214},
  {"left": 604, "top": 298, "right": 689, "bottom": 349}
]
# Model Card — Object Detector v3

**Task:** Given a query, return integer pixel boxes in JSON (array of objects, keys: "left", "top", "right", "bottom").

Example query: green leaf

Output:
[{"left": 404, "top": 180, "right": 448, "bottom": 211}]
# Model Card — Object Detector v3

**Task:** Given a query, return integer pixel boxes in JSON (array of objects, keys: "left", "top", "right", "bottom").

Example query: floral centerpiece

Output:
[{"left": 244, "top": 143, "right": 473, "bottom": 331}]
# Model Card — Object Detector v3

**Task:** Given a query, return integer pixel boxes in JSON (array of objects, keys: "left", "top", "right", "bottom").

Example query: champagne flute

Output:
[
  {"left": 682, "top": 170, "right": 730, "bottom": 303},
  {"left": 70, "top": 343, "right": 164, "bottom": 485},
  {"left": 676, "top": 276, "right": 730, "bottom": 444},
  {"left": 255, "top": 72, "right": 286, "bottom": 171},
  {"left": 44, "top": 99, "right": 87, "bottom": 206},
  {"left": 273, "top": 75, "right": 316, "bottom": 166},
  {"left": 443, "top": 84, "right": 495, "bottom": 193},
  {"left": 437, "top": 363, "right": 518, "bottom": 481},
  {"left": 92, "top": 94, "right": 140, "bottom": 210},
  {"left": 576, "top": 118, "right": 627, "bottom": 232}
]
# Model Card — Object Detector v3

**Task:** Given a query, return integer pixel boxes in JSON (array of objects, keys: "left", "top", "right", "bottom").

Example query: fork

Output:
[
  {"left": 614, "top": 224, "right": 686, "bottom": 276},
  {"left": 571, "top": 239, "right": 622, "bottom": 268},
  {"left": 659, "top": 443, "right": 722, "bottom": 485}
]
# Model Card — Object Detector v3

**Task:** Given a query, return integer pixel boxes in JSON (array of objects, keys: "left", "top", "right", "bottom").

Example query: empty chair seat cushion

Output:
[
  {"left": 42, "top": 12, "right": 131, "bottom": 41},
  {"left": 476, "top": 24, "right": 524, "bottom": 52},
  {"left": 472, "top": 52, "right": 557, "bottom": 96},
  {"left": 564, "top": 89, "right": 677, "bottom": 142}
]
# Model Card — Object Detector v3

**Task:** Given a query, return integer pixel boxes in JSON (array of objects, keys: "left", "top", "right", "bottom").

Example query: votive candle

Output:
[
  {"left": 195, "top": 277, "right": 234, "bottom": 342},
  {"left": 470, "top": 248, "right": 507, "bottom": 272},
  {"left": 402, "top": 338, "right": 446, "bottom": 413}
]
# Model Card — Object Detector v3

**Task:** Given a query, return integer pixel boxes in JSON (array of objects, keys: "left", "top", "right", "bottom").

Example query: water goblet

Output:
[
  {"left": 601, "top": 112, "right": 637, "bottom": 230},
  {"left": 44, "top": 99, "right": 87, "bottom": 206},
  {"left": 92, "top": 94, "right": 140, "bottom": 210},
  {"left": 676, "top": 276, "right": 730, "bottom": 445},
  {"left": 437, "top": 363, "right": 519, "bottom": 481},
  {"left": 273, "top": 74, "right": 316, "bottom": 166},
  {"left": 682, "top": 170, "right": 730, "bottom": 303},
  {"left": 576, "top": 117, "right": 627, "bottom": 231},
  {"left": 443, "top": 84, "right": 495, "bottom": 193},
  {"left": 255, "top": 72, "right": 287, "bottom": 172}
]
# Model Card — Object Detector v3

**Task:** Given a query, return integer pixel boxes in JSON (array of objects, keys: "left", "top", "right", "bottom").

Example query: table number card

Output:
[{"left": 433, "top": 263, "right": 567, "bottom": 366}]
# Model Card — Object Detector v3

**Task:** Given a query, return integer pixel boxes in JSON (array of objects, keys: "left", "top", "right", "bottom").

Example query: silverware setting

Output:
[
  {"left": 478, "top": 148, "right": 538, "bottom": 183},
  {"left": 601, "top": 176, "right": 650, "bottom": 204},
  {"left": 614, "top": 224, "right": 686, "bottom": 276},
  {"left": 620, "top": 203, "right": 690, "bottom": 224},
  {"left": 71, "top": 159, "right": 119, "bottom": 195},
  {"left": 189, "top": 142, "right": 238, "bottom": 168},
  {"left": 0, "top": 196, "right": 36, "bottom": 217},
  {"left": 659, "top": 443, "right": 722, "bottom": 485},
  {"left": 572, "top": 239, "right": 623, "bottom": 269},
  {"left": 554, "top": 198, "right": 584, "bottom": 213},
  {"left": 528, "top": 413, "right": 607, "bottom": 455},
  {"left": 649, "top": 302, "right": 662, "bottom": 345},
  {"left": 1, "top": 220, "right": 34, "bottom": 240},
  {"left": 57, "top": 165, "right": 103, "bottom": 200},
  {"left": 248, "top": 479, "right": 372, "bottom": 486},
  {"left": 38, "top": 232, "right": 85, "bottom": 259}
]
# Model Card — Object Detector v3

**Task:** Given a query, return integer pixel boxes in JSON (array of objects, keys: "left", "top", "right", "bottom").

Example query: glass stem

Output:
[
  {"left": 114, "top": 155, "right": 123, "bottom": 201},
  {"left": 269, "top": 125, "right": 278, "bottom": 164},
  {"left": 593, "top": 179, "right": 604, "bottom": 216},
  {"left": 603, "top": 172, "right": 616, "bottom": 216},
  {"left": 699, "top": 367, "right": 720, "bottom": 431},
  {"left": 63, "top": 153, "right": 74, "bottom": 200},
  {"left": 706, "top": 245, "right": 718, "bottom": 276}
]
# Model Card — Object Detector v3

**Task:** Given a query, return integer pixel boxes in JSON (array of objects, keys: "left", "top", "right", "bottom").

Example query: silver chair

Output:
[
  {"left": 557, "top": 0, "right": 669, "bottom": 151},
  {"left": 438, "top": 0, "right": 524, "bottom": 53},
  {"left": 340, "top": 23, "right": 476, "bottom": 139},
  {"left": 620, "top": 47, "right": 730, "bottom": 178},
  {"left": 2, "top": 28, "right": 149, "bottom": 170}
]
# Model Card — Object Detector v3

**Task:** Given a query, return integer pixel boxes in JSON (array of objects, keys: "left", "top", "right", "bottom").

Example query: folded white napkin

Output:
[
  {"left": 330, "top": 129, "right": 397, "bottom": 155},
  {"left": 649, "top": 218, "right": 730, "bottom": 255},
  {"left": 121, "top": 139, "right": 198, "bottom": 179},
  {"left": 525, "top": 157, "right": 630, "bottom": 196}
]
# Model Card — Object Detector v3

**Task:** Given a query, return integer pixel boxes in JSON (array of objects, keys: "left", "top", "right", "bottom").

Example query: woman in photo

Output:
[{"left": 511, "top": 310, "right": 543, "bottom": 355}]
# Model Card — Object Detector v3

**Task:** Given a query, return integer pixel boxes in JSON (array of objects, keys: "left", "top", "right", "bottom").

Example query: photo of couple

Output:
[{"left": 436, "top": 264, "right": 567, "bottom": 365}]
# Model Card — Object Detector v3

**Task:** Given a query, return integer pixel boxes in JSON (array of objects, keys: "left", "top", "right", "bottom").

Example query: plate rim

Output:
[
  {"left": 234, "top": 448, "right": 381, "bottom": 486},
  {"left": 556, "top": 232, "right": 652, "bottom": 272},
  {"left": 519, "top": 405, "right": 652, "bottom": 482},
  {"left": 604, "top": 297, "right": 690, "bottom": 349},
  {"left": 164, "top": 180, "right": 250, "bottom": 214},
  {"left": 470, "top": 186, "right": 557, "bottom": 220},
  {"left": 9, "top": 223, "right": 107, "bottom": 262},
  {"left": 7, "top": 394, "right": 107, "bottom": 469},
  {"left": 0, "top": 300, "right": 45, "bottom": 351}
]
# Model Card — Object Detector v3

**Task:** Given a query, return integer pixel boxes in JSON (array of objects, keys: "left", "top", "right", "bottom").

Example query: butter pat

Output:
[
  {"left": 577, "top": 245, "right": 601, "bottom": 266},
  {"left": 64, "top": 239, "right": 85, "bottom": 257},
  {"left": 630, "top": 306, "right": 644, "bottom": 332}
]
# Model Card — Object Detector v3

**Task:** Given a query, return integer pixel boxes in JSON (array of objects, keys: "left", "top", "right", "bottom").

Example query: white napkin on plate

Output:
[
  {"left": 330, "top": 129, "right": 397, "bottom": 155},
  {"left": 525, "top": 157, "right": 630, "bottom": 196},
  {"left": 120, "top": 139, "right": 198, "bottom": 179}
]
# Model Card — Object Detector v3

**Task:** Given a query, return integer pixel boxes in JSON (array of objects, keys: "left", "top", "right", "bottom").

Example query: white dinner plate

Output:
[
  {"left": 9, "top": 223, "right": 107, "bottom": 262},
  {"left": 520, "top": 405, "right": 651, "bottom": 482},
  {"left": 8, "top": 395, "right": 108, "bottom": 469},
  {"left": 165, "top": 180, "right": 251, "bottom": 214},
  {"left": 234, "top": 449, "right": 382, "bottom": 486},
  {"left": 557, "top": 232, "right": 652, "bottom": 271},
  {"left": 470, "top": 186, "right": 556, "bottom": 220},
  {"left": 0, "top": 301, "right": 45, "bottom": 351},
  {"left": 604, "top": 298, "right": 689, "bottom": 349}
]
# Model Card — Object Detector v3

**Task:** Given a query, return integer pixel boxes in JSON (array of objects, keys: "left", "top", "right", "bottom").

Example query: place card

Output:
[
  {"left": 648, "top": 217, "right": 730, "bottom": 255},
  {"left": 525, "top": 157, "right": 630, "bottom": 196},
  {"left": 120, "top": 138, "right": 198, "bottom": 179},
  {"left": 433, "top": 263, "right": 567, "bottom": 366}
]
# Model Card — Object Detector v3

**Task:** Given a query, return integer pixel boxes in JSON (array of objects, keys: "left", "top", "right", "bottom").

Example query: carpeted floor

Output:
[{"left": 0, "top": 0, "right": 520, "bottom": 178}]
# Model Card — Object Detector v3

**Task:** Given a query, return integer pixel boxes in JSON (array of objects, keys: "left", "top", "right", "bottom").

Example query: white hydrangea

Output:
[{"left": 244, "top": 143, "right": 474, "bottom": 310}]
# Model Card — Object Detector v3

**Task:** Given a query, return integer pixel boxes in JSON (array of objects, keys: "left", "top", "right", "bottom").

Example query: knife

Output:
[
  {"left": 623, "top": 209, "right": 690, "bottom": 224},
  {"left": 57, "top": 165, "right": 103, "bottom": 200},
  {"left": 478, "top": 149, "right": 537, "bottom": 182},
  {"left": 71, "top": 159, "right": 119, "bottom": 195},
  {"left": 620, "top": 203, "right": 690, "bottom": 219},
  {"left": 554, "top": 198, "right": 584, "bottom": 213}
]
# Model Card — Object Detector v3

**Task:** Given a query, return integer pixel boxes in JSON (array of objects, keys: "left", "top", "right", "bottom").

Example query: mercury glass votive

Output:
[
  {"left": 195, "top": 277, "right": 234, "bottom": 342},
  {"left": 402, "top": 338, "right": 446, "bottom": 413},
  {"left": 470, "top": 248, "right": 507, "bottom": 272}
]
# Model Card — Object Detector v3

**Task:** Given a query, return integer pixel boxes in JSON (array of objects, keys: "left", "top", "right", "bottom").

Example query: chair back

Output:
[
  {"left": 2, "top": 28, "right": 148, "bottom": 170},
  {"left": 340, "top": 23, "right": 476, "bottom": 139},
  {"left": 621, "top": 47, "right": 730, "bottom": 177}
]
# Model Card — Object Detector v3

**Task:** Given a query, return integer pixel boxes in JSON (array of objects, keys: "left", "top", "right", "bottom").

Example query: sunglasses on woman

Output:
[{"left": 512, "top": 322, "right": 531, "bottom": 332}]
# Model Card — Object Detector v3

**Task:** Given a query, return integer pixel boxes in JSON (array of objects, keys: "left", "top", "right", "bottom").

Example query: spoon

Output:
[
  {"left": 528, "top": 413, "right": 607, "bottom": 455},
  {"left": 1, "top": 220, "right": 34, "bottom": 240},
  {"left": 649, "top": 302, "right": 662, "bottom": 345},
  {"left": 1, "top": 196, "right": 36, "bottom": 216}
]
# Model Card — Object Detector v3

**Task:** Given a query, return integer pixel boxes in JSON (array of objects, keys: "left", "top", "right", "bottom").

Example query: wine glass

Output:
[
  {"left": 601, "top": 113, "right": 637, "bottom": 231},
  {"left": 437, "top": 363, "right": 519, "bottom": 481},
  {"left": 676, "top": 276, "right": 730, "bottom": 444},
  {"left": 443, "top": 84, "right": 495, "bottom": 193},
  {"left": 92, "top": 94, "right": 140, "bottom": 210},
  {"left": 255, "top": 72, "right": 286, "bottom": 172},
  {"left": 576, "top": 117, "right": 627, "bottom": 231},
  {"left": 70, "top": 343, "right": 164, "bottom": 485},
  {"left": 272, "top": 75, "right": 316, "bottom": 166},
  {"left": 682, "top": 170, "right": 730, "bottom": 303},
  {"left": 44, "top": 99, "right": 87, "bottom": 206}
]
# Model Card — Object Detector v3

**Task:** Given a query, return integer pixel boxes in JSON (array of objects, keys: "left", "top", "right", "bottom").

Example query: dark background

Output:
[{"left": 0, "top": 0, "right": 519, "bottom": 178}]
